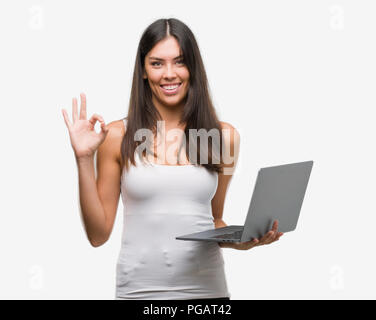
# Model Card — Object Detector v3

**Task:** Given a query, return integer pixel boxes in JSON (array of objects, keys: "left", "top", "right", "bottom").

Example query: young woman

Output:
[{"left": 62, "top": 18, "right": 283, "bottom": 300}]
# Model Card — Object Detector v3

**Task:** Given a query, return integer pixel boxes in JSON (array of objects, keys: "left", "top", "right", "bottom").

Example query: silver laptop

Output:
[{"left": 176, "top": 160, "right": 313, "bottom": 243}]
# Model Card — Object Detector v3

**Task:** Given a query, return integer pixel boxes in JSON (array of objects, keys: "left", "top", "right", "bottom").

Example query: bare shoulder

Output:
[
  {"left": 98, "top": 119, "right": 126, "bottom": 163},
  {"left": 219, "top": 121, "right": 240, "bottom": 172},
  {"left": 219, "top": 121, "right": 240, "bottom": 142},
  {"left": 108, "top": 118, "right": 125, "bottom": 132},
  {"left": 219, "top": 121, "right": 234, "bottom": 130}
]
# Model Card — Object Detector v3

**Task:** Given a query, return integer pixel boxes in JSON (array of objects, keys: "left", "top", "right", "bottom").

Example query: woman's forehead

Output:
[{"left": 147, "top": 37, "right": 183, "bottom": 59}]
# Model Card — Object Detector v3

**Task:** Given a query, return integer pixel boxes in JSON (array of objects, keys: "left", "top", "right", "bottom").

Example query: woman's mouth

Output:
[{"left": 159, "top": 83, "right": 182, "bottom": 95}]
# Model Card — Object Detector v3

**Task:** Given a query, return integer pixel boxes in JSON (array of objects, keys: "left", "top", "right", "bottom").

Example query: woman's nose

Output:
[{"left": 163, "top": 63, "right": 177, "bottom": 78}]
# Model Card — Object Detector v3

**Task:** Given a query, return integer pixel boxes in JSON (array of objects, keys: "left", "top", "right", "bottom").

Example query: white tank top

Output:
[{"left": 115, "top": 119, "right": 230, "bottom": 300}]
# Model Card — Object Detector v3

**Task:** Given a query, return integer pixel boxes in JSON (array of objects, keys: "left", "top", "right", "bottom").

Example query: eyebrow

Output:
[{"left": 149, "top": 55, "right": 184, "bottom": 61}]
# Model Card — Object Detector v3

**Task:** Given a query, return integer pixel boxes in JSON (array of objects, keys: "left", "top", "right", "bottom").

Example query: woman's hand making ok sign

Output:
[{"left": 62, "top": 93, "right": 109, "bottom": 160}]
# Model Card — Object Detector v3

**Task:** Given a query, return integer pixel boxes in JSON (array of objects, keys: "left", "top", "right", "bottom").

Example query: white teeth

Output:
[{"left": 161, "top": 84, "right": 180, "bottom": 90}]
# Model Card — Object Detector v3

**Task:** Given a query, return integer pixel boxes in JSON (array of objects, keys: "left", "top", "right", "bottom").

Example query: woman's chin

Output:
[{"left": 158, "top": 95, "right": 185, "bottom": 107}]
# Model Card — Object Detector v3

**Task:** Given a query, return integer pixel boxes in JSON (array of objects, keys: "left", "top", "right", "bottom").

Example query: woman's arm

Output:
[
  {"left": 77, "top": 121, "right": 123, "bottom": 247},
  {"left": 211, "top": 122, "right": 283, "bottom": 250},
  {"left": 76, "top": 155, "right": 107, "bottom": 247},
  {"left": 211, "top": 121, "right": 240, "bottom": 229},
  {"left": 62, "top": 94, "right": 123, "bottom": 247}
]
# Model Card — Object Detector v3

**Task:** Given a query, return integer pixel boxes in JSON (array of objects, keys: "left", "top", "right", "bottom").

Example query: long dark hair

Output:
[{"left": 121, "top": 18, "right": 225, "bottom": 174}]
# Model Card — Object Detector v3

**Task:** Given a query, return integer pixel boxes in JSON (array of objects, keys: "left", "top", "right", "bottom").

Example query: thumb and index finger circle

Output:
[
  {"left": 89, "top": 113, "right": 103, "bottom": 125},
  {"left": 89, "top": 114, "right": 109, "bottom": 134}
]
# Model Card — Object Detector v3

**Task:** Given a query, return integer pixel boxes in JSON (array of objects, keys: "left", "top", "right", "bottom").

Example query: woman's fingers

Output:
[
  {"left": 259, "top": 220, "right": 279, "bottom": 244},
  {"left": 224, "top": 220, "right": 284, "bottom": 250},
  {"left": 72, "top": 97, "right": 78, "bottom": 123},
  {"left": 265, "top": 231, "right": 276, "bottom": 244},
  {"left": 275, "top": 232, "right": 284, "bottom": 241},
  {"left": 89, "top": 113, "right": 103, "bottom": 125},
  {"left": 101, "top": 121, "right": 109, "bottom": 134},
  {"left": 67, "top": 93, "right": 107, "bottom": 135},
  {"left": 62, "top": 108, "right": 72, "bottom": 129},
  {"left": 79, "top": 93, "right": 87, "bottom": 120},
  {"left": 236, "top": 238, "right": 259, "bottom": 250},
  {"left": 272, "top": 220, "right": 279, "bottom": 232},
  {"left": 230, "top": 233, "right": 284, "bottom": 250},
  {"left": 270, "top": 220, "right": 281, "bottom": 242},
  {"left": 70, "top": 93, "right": 87, "bottom": 123},
  {"left": 99, "top": 120, "right": 109, "bottom": 135},
  {"left": 258, "top": 231, "right": 274, "bottom": 245},
  {"left": 88, "top": 114, "right": 108, "bottom": 134},
  {"left": 265, "top": 231, "right": 283, "bottom": 244}
]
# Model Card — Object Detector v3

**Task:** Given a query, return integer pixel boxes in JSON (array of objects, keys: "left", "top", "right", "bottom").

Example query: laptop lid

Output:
[{"left": 240, "top": 161, "right": 313, "bottom": 242}]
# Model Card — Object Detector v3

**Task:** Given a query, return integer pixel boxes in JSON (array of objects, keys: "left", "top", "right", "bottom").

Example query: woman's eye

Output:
[{"left": 151, "top": 61, "right": 184, "bottom": 67}]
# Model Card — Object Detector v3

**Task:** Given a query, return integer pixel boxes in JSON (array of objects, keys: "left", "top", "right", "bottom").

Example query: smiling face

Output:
[{"left": 143, "top": 36, "right": 190, "bottom": 109}]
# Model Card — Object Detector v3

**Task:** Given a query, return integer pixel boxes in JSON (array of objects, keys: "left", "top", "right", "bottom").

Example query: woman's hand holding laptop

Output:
[{"left": 216, "top": 220, "right": 283, "bottom": 250}]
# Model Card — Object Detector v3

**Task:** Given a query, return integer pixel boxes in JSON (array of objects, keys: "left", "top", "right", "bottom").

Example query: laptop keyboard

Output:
[{"left": 211, "top": 230, "right": 243, "bottom": 239}]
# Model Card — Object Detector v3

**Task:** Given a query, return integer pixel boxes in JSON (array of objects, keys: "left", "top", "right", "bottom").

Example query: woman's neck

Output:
[{"left": 152, "top": 96, "right": 185, "bottom": 128}]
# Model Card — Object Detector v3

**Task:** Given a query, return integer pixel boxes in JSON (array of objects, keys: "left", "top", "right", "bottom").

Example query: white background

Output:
[{"left": 0, "top": 0, "right": 375, "bottom": 299}]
